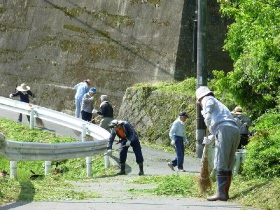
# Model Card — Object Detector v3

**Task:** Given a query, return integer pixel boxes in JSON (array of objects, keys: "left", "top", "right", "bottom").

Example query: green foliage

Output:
[
  {"left": 215, "top": 0, "right": 280, "bottom": 116},
  {"left": 130, "top": 174, "right": 200, "bottom": 197},
  {"left": 242, "top": 111, "right": 280, "bottom": 178}
]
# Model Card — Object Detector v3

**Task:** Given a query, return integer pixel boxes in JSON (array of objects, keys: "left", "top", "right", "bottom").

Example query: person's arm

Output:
[
  {"left": 169, "top": 121, "right": 178, "bottom": 141},
  {"left": 123, "top": 122, "right": 137, "bottom": 142},
  {"left": 107, "top": 131, "right": 116, "bottom": 150}
]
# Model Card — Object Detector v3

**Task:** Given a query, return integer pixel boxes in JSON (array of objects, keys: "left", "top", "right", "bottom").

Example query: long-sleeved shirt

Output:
[
  {"left": 81, "top": 93, "right": 94, "bottom": 113},
  {"left": 107, "top": 121, "right": 138, "bottom": 149},
  {"left": 11, "top": 90, "right": 33, "bottom": 103},
  {"left": 201, "top": 96, "right": 237, "bottom": 134},
  {"left": 74, "top": 82, "right": 89, "bottom": 101},
  {"left": 169, "top": 118, "right": 187, "bottom": 141},
  {"left": 98, "top": 101, "right": 113, "bottom": 118}
]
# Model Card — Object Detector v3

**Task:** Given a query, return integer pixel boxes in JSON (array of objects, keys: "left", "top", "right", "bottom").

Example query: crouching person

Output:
[{"left": 107, "top": 120, "right": 144, "bottom": 176}]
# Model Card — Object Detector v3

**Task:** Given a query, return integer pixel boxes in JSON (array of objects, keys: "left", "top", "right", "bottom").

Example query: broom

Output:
[{"left": 197, "top": 144, "right": 212, "bottom": 194}]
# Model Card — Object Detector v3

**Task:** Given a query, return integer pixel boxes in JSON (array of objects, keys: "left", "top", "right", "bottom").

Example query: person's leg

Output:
[
  {"left": 175, "top": 137, "right": 184, "bottom": 170},
  {"left": 81, "top": 110, "right": 86, "bottom": 121},
  {"left": 75, "top": 98, "right": 81, "bottom": 118},
  {"left": 131, "top": 141, "right": 144, "bottom": 175},
  {"left": 18, "top": 113, "right": 22, "bottom": 122},
  {"left": 118, "top": 143, "right": 129, "bottom": 175}
]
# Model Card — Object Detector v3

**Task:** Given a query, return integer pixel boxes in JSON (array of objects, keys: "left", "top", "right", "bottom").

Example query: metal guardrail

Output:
[{"left": 0, "top": 96, "right": 111, "bottom": 178}]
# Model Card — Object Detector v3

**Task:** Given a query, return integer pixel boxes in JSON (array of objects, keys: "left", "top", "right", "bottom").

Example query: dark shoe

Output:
[
  {"left": 117, "top": 163, "right": 126, "bottom": 175},
  {"left": 138, "top": 163, "right": 144, "bottom": 176},
  {"left": 207, "top": 171, "right": 231, "bottom": 201},
  {"left": 167, "top": 162, "right": 175, "bottom": 171}
]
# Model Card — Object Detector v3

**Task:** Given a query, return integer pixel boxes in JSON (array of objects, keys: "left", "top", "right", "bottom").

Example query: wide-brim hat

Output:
[
  {"left": 16, "top": 83, "right": 30, "bottom": 91},
  {"left": 196, "top": 86, "right": 212, "bottom": 102},
  {"left": 234, "top": 106, "right": 243, "bottom": 114}
]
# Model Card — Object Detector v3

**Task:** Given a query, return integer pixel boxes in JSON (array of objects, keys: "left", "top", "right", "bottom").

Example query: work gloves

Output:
[
  {"left": 92, "top": 109, "right": 98, "bottom": 114},
  {"left": 171, "top": 140, "right": 175, "bottom": 146},
  {"left": 202, "top": 135, "right": 215, "bottom": 145},
  {"left": 123, "top": 140, "right": 131, "bottom": 147},
  {"left": 9, "top": 94, "right": 13, "bottom": 98}
]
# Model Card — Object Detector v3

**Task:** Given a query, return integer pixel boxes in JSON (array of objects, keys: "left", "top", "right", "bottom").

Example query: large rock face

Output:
[
  {"left": 118, "top": 86, "right": 197, "bottom": 150},
  {"left": 0, "top": 0, "right": 231, "bottom": 115}
]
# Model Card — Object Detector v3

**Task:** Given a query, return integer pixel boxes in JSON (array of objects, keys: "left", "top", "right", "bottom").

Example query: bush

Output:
[{"left": 242, "top": 111, "right": 280, "bottom": 178}]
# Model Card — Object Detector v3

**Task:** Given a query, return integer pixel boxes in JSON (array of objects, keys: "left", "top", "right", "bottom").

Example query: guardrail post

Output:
[
  {"left": 10, "top": 161, "right": 17, "bottom": 178},
  {"left": 30, "top": 106, "right": 35, "bottom": 129},
  {"left": 82, "top": 124, "right": 92, "bottom": 177},
  {"left": 45, "top": 161, "right": 52, "bottom": 175},
  {"left": 104, "top": 152, "right": 110, "bottom": 169}
]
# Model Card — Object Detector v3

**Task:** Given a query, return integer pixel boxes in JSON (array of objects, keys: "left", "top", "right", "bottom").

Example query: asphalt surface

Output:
[{"left": 0, "top": 106, "right": 259, "bottom": 210}]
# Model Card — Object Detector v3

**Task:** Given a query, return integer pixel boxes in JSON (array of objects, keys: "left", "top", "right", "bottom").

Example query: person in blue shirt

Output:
[
  {"left": 9, "top": 83, "right": 34, "bottom": 123},
  {"left": 74, "top": 79, "right": 91, "bottom": 118},
  {"left": 168, "top": 111, "right": 189, "bottom": 172},
  {"left": 196, "top": 86, "right": 240, "bottom": 201}
]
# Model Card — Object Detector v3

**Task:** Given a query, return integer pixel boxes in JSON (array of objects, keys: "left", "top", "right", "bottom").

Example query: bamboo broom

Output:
[{"left": 197, "top": 144, "right": 212, "bottom": 193}]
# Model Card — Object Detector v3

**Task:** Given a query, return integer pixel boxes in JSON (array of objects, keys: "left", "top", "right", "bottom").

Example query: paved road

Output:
[{"left": 0, "top": 107, "right": 259, "bottom": 210}]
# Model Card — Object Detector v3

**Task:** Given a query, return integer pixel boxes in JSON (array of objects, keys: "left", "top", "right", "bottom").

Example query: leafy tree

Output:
[{"left": 215, "top": 0, "right": 280, "bottom": 117}]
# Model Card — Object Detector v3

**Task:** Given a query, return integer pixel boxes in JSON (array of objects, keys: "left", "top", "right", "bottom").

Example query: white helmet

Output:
[{"left": 196, "top": 86, "right": 213, "bottom": 102}]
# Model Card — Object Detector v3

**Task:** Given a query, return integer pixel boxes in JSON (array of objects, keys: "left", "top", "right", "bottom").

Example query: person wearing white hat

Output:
[
  {"left": 9, "top": 83, "right": 34, "bottom": 123},
  {"left": 196, "top": 86, "right": 240, "bottom": 201}
]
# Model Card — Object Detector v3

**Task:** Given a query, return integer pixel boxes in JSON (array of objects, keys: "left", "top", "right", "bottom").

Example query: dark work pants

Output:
[
  {"left": 171, "top": 136, "right": 185, "bottom": 169},
  {"left": 119, "top": 140, "right": 144, "bottom": 164},
  {"left": 238, "top": 134, "right": 249, "bottom": 149},
  {"left": 18, "top": 113, "right": 30, "bottom": 123},
  {"left": 81, "top": 110, "right": 92, "bottom": 122}
]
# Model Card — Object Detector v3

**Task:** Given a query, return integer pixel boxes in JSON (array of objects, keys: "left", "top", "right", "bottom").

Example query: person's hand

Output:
[
  {"left": 92, "top": 109, "right": 98, "bottom": 114},
  {"left": 170, "top": 140, "right": 175, "bottom": 146},
  {"left": 185, "top": 139, "right": 189, "bottom": 145},
  {"left": 123, "top": 140, "right": 131, "bottom": 147},
  {"left": 9, "top": 94, "right": 13, "bottom": 98},
  {"left": 107, "top": 149, "right": 112, "bottom": 156},
  {"left": 202, "top": 135, "right": 214, "bottom": 145}
]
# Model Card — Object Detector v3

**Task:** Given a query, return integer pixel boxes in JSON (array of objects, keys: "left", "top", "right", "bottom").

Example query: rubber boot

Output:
[
  {"left": 118, "top": 163, "right": 126, "bottom": 175},
  {"left": 138, "top": 163, "right": 144, "bottom": 176},
  {"left": 207, "top": 171, "right": 231, "bottom": 201}
]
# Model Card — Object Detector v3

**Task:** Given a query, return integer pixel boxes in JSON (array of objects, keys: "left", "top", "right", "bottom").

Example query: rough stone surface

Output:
[{"left": 0, "top": 0, "right": 232, "bottom": 115}]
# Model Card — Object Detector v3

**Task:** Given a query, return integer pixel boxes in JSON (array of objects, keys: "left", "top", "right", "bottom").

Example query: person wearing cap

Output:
[
  {"left": 167, "top": 111, "right": 189, "bottom": 172},
  {"left": 107, "top": 120, "right": 144, "bottom": 176},
  {"left": 74, "top": 79, "right": 91, "bottom": 118},
  {"left": 9, "top": 83, "right": 34, "bottom": 123},
  {"left": 231, "top": 106, "right": 251, "bottom": 149},
  {"left": 96, "top": 95, "right": 114, "bottom": 132},
  {"left": 196, "top": 86, "right": 240, "bottom": 201},
  {"left": 81, "top": 87, "right": 96, "bottom": 122}
]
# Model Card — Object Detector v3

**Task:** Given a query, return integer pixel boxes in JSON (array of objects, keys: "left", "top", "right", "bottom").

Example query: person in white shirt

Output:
[{"left": 196, "top": 86, "right": 240, "bottom": 201}]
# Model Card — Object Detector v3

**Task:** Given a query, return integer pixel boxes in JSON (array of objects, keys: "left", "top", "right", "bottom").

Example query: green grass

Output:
[
  {"left": 1, "top": 118, "right": 279, "bottom": 209},
  {"left": 0, "top": 118, "right": 115, "bottom": 205}
]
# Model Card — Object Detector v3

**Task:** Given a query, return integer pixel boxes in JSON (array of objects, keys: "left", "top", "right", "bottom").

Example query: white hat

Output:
[
  {"left": 16, "top": 83, "right": 30, "bottom": 91},
  {"left": 196, "top": 86, "right": 212, "bottom": 102},
  {"left": 234, "top": 106, "right": 243, "bottom": 114}
]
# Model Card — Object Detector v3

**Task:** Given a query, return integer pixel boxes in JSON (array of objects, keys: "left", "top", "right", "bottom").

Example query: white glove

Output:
[
  {"left": 123, "top": 140, "right": 131, "bottom": 147},
  {"left": 171, "top": 140, "right": 175, "bottom": 146},
  {"left": 9, "top": 94, "right": 13, "bottom": 98},
  {"left": 205, "top": 112, "right": 212, "bottom": 126},
  {"left": 92, "top": 109, "right": 98, "bottom": 114},
  {"left": 107, "top": 149, "right": 112, "bottom": 156},
  {"left": 202, "top": 135, "right": 215, "bottom": 145}
]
